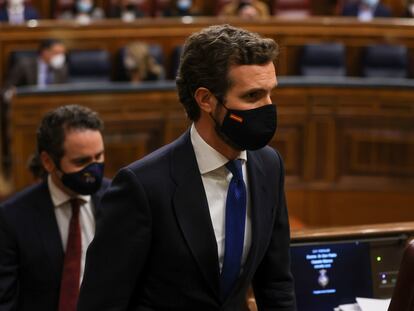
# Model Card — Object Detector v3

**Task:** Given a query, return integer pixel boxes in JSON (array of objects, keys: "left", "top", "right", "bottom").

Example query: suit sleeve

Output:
[
  {"left": 78, "top": 167, "right": 152, "bottom": 311},
  {"left": 4, "top": 61, "right": 26, "bottom": 89},
  {"left": 252, "top": 152, "right": 297, "bottom": 311},
  {"left": 0, "top": 207, "right": 19, "bottom": 310}
]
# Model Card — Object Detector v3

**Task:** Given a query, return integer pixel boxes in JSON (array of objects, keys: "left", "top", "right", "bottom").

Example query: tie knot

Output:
[
  {"left": 225, "top": 159, "right": 243, "bottom": 181},
  {"left": 69, "top": 198, "right": 82, "bottom": 215}
]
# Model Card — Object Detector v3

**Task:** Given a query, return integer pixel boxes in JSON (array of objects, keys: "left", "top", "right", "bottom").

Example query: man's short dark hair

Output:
[
  {"left": 38, "top": 39, "right": 64, "bottom": 53},
  {"left": 37, "top": 104, "right": 103, "bottom": 166},
  {"left": 176, "top": 24, "right": 279, "bottom": 121}
]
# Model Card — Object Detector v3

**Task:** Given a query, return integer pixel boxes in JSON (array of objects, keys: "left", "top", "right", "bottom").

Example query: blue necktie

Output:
[{"left": 220, "top": 159, "right": 247, "bottom": 298}]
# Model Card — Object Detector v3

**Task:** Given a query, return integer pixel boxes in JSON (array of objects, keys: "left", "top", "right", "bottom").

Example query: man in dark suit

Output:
[
  {"left": 341, "top": 0, "right": 391, "bottom": 20},
  {"left": 0, "top": 104, "right": 110, "bottom": 311},
  {"left": 5, "top": 39, "right": 68, "bottom": 89},
  {"left": 78, "top": 24, "right": 296, "bottom": 311},
  {"left": 0, "top": 0, "right": 39, "bottom": 24}
]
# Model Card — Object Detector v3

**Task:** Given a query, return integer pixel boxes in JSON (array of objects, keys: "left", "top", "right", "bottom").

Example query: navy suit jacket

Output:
[
  {"left": 0, "top": 178, "right": 110, "bottom": 311},
  {"left": 0, "top": 5, "right": 39, "bottom": 22},
  {"left": 78, "top": 131, "right": 296, "bottom": 311},
  {"left": 341, "top": 2, "right": 391, "bottom": 17}
]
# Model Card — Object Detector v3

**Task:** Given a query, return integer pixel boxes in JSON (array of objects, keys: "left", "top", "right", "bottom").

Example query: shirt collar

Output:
[
  {"left": 190, "top": 123, "right": 247, "bottom": 175},
  {"left": 47, "top": 174, "right": 91, "bottom": 207}
]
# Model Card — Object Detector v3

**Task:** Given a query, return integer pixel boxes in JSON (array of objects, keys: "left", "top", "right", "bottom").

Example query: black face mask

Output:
[
  {"left": 213, "top": 102, "right": 277, "bottom": 151},
  {"left": 60, "top": 162, "right": 104, "bottom": 195}
]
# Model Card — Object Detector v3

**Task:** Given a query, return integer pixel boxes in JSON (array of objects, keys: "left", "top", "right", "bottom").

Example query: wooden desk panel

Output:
[{"left": 8, "top": 79, "right": 414, "bottom": 227}]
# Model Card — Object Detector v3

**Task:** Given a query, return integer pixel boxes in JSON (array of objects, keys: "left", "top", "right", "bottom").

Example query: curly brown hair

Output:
[{"left": 176, "top": 24, "right": 278, "bottom": 121}]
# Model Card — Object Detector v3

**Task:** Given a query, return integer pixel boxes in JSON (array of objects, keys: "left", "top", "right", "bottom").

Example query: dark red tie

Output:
[{"left": 58, "top": 199, "right": 82, "bottom": 311}]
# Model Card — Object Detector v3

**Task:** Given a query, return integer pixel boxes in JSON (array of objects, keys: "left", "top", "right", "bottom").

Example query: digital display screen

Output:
[{"left": 291, "top": 241, "right": 373, "bottom": 311}]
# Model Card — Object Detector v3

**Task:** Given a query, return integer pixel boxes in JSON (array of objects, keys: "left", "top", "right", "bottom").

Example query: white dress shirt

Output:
[
  {"left": 190, "top": 124, "right": 252, "bottom": 271},
  {"left": 47, "top": 175, "right": 96, "bottom": 284},
  {"left": 7, "top": 5, "right": 24, "bottom": 24},
  {"left": 37, "top": 59, "right": 49, "bottom": 87}
]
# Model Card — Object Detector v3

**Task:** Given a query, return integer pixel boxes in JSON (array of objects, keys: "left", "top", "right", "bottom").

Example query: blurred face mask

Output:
[
  {"left": 77, "top": 0, "right": 92, "bottom": 13},
  {"left": 177, "top": 0, "right": 192, "bottom": 11},
  {"left": 123, "top": 55, "right": 137, "bottom": 70},
  {"left": 362, "top": 0, "right": 379, "bottom": 7},
  {"left": 60, "top": 162, "right": 104, "bottom": 195},
  {"left": 8, "top": 0, "right": 24, "bottom": 7},
  {"left": 122, "top": 11, "right": 136, "bottom": 22},
  {"left": 49, "top": 53, "right": 65, "bottom": 70}
]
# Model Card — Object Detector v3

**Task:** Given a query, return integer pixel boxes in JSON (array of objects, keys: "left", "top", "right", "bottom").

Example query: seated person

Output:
[
  {"left": 58, "top": 0, "right": 105, "bottom": 24},
  {"left": 219, "top": 0, "right": 270, "bottom": 18},
  {"left": 237, "top": 2, "right": 261, "bottom": 19},
  {"left": 162, "top": 0, "right": 200, "bottom": 17},
  {"left": 5, "top": 39, "right": 68, "bottom": 90},
  {"left": 2, "top": 39, "right": 68, "bottom": 155},
  {"left": 404, "top": 0, "right": 414, "bottom": 17},
  {"left": 123, "top": 42, "right": 164, "bottom": 83},
  {"left": 0, "top": 0, "right": 39, "bottom": 24},
  {"left": 341, "top": 0, "right": 391, "bottom": 21},
  {"left": 108, "top": 0, "right": 147, "bottom": 21}
]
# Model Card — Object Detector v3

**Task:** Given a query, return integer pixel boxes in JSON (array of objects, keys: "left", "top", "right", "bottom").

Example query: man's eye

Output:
[
  {"left": 246, "top": 92, "right": 258, "bottom": 99},
  {"left": 74, "top": 159, "right": 89, "bottom": 166}
]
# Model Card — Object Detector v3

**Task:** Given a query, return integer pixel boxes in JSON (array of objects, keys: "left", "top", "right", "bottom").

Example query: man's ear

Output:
[
  {"left": 194, "top": 87, "right": 216, "bottom": 114},
  {"left": 40, "top": 151, "right": 56, "bottom": 174}
]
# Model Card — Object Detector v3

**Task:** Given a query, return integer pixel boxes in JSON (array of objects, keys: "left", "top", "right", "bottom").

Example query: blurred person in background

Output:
[
  {"left": 4, "top": 39, "right": 67, "bottom": 90},
  {"left": 0, "top": 0, "right": 39, "bottom": 24},
  {"left": 237, "top": 2, "right": 261, "bottom": 19},
  {"left": 58, "top": 0, "right": 105, "bottom": 24},
  {"left": 123, "top": 42, "right": 164, "bottom": 83},
  {"left": 162, "top": 0, "right": 200, "bottom": 16},
  {"left": 219, "top": 0, "right": 269, "bottom": 18},
  {"left": 108, "top": 0, "right": 147, "bottom": 21},
  {"left": 404, "top": 0, "right": 414, "bottom": 17},
  {"left": 341, "top": 0, "right": 391, "bottom": 20}
]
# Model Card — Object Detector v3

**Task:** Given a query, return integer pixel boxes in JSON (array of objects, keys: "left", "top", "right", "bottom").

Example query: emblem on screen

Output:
[{"left": 318, "top": 269, "right": 329, "bottom": 288}]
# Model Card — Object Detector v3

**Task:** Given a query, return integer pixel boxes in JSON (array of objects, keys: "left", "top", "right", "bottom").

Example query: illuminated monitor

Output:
[{"left": 290, "top": 236, "right": 406, "bottom": 311}]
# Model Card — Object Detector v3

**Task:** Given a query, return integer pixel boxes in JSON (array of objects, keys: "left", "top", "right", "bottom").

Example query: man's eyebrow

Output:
[
  {"left": 71, "top": 156, "right": 93, "bottom": 163},
  {"left": 240, "top": 87, "right": 271, "bottom": 97},
  {"left": 94, "top": 150, "right": 104, "bottom": 157}
]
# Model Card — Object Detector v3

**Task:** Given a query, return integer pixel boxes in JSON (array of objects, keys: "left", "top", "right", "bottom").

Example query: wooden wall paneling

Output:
[
  {"left": 103, "top": 119, "right": 165, "bottom": 177},
  {"left": 338, "top": 118, "right": 414, "bottom": 177},
  {"left": 10, "top": 123, "right": 39, "bottom": 188},
  {"left": 334, "top": 87, "right": 414, "bottom": 186},
  {"left": 269, "top": 125, "right": 304, "bottom": 178},
  {"left": 30, "top": 0, "right": 52, "bottom": 18},
  {"left": 271, "top": 87, "right": 307, "bottom": 180},
  {"left": 285, "top": 189, "right": 309, "bottom": 226},
  {"left": 163, "top": 112, "right": 190, "bottom": 144},
  {"left": 297, "top": 190, "right": 414, "bottom": 227},
  {"left": 382, "top": 0, "right": 406, "bottom": 17}
]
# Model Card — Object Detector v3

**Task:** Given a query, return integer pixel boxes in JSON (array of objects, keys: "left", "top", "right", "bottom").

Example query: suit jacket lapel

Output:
[
  {"left": 34, "top": 182, "right": 64, "bottom": 280},
  {"left": 245, "top": 151, "right": 270, "bottom": 274},
  {"left": 171, "top": 131, "right": 221, "bottom": 300},
  {"left": 91, "top": 180, "right": 107, "bottom": 217}
]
